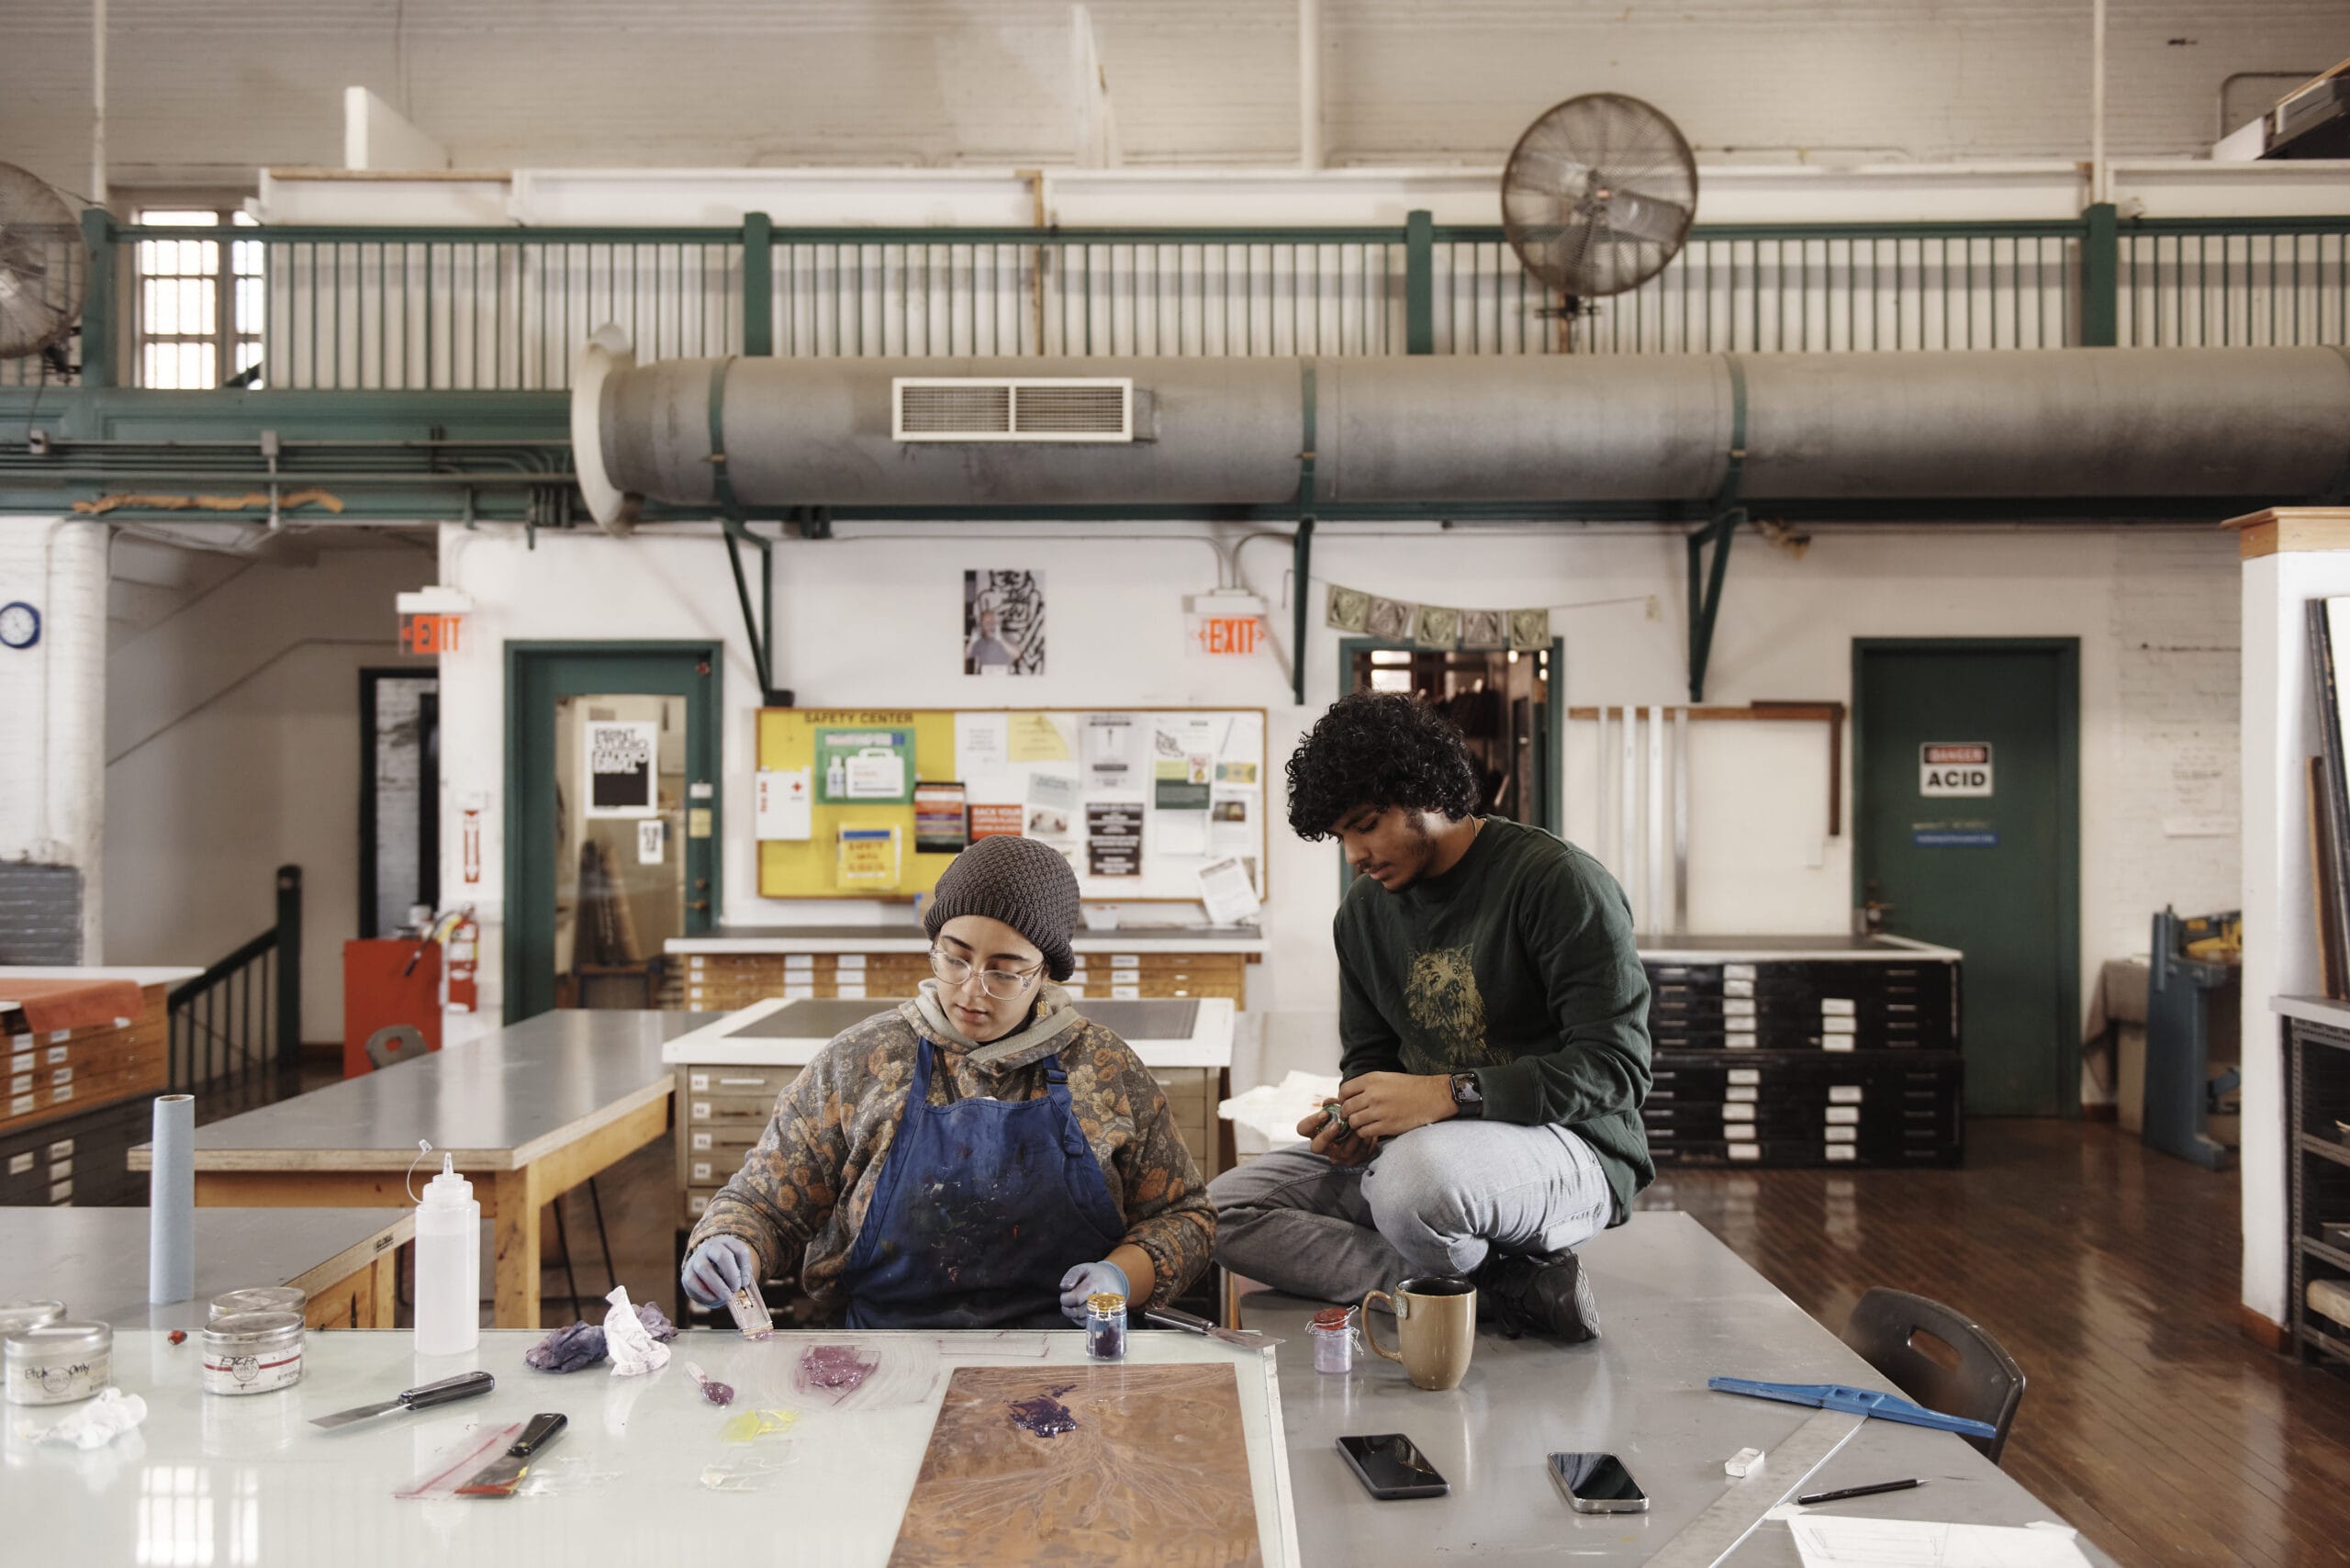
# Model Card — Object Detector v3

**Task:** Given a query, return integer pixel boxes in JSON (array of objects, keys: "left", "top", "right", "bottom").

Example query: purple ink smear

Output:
[
  {"left": 684, "top": 1361, "right": 736, "bottom": 1406},
  {"left": 1006, "top": 1383, "right": 1080, "bottom": 1439},
  {"left": 796, "top": 1343, "right": 878, "bottom": 1404}
]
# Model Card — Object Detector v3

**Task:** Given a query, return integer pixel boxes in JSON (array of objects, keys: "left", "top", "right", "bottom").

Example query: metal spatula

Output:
[
  {"left": 309, "top": 1370, "right": 495, "bottom": 1429},
  {"left": 1143, "top": 1305, "right": 1281, "bottom": 1349}
]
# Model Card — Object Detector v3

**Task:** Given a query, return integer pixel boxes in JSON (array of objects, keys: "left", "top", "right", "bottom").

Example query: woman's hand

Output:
[
  {"left": 1058, "top": 1259, "right": 1130, "bottom": 1324},
  {"left": 1337, "top": 1072, "right": 1457, "bottom": 1141},
  {"left": 682, "top": 1235, "right": 759, "bottom": 1307}
]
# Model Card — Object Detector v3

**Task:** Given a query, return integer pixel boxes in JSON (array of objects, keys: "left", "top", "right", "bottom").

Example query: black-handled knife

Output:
[
  {"left": 308, "top": 1370, "right": 496, "bottom": 1429},
  {"left": 457, "top": 1412, "right": 567, "bottom": 1497}
]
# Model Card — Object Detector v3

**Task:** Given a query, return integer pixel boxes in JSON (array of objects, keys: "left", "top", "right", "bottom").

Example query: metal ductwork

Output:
[{"left": 570, "top": 329, "right": 2350, "bottom": 532}]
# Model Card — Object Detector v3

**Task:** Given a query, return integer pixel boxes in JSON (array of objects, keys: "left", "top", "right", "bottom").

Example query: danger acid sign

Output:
[{"left": 1919, "top": 743, "right": 1993, "bottom": 797}]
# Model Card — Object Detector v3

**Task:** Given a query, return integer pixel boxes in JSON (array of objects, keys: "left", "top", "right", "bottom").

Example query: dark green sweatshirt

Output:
[{"left": 1336, "top": 814, "right": 1652, "bottom": 1224}]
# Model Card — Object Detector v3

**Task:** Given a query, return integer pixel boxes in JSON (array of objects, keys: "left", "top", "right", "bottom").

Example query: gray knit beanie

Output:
[{"left": 922, "top": 835, "right": 1082, "bottom": 981}]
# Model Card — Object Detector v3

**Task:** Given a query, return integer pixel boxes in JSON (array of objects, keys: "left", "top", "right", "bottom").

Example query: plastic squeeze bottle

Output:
[{"left": 414, "top": 1155, "right": 480, "bottom": 1355}]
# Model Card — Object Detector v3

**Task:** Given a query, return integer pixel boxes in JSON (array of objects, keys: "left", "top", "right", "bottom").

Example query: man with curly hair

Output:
[{"left": 1209, "top": 691, "right": 1650, "bottom": 1340}]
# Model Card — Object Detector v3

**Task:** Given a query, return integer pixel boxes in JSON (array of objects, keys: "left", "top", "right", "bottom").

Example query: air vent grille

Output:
[{"left": 894, "top": 377, "right": 1133, "bottom": 442}]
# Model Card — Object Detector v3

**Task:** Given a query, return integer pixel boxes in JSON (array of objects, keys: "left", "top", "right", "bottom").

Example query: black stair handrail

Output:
[{"left": 165, "top": 865, "right": 302, "bottom": 1092}]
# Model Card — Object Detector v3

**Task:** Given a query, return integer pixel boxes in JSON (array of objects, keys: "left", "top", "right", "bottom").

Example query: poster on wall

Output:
[
  {"left": 913, "top": 782, "right": 969, "bottom": 854},
  {"left": 1086, "top": 801, "right": 1144, "bottom": 877},
  {"left": 969, "top": 801, "right": 1024, "bottom": 840},
  {"left": 1083, "top": 713, "right": 1137, "bottom": 791},
  {"left": 817, "top": 727, "right": 914, "bottom": 804},
  {"left": 585, "top": 720, "right": 660, "bottom": 818},
  {"left": 965, "top": 570, "right": 1046, "bottom": 676}
]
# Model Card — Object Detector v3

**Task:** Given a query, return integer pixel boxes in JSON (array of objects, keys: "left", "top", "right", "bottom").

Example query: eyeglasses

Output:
[{"left": 928, "top": 946, "right": 1045, "bottom": 1001}]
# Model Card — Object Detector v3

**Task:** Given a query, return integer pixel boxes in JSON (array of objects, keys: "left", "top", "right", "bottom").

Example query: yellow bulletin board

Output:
[{"left": 755, "top": 707, "right": 1270, "bottom": 902}]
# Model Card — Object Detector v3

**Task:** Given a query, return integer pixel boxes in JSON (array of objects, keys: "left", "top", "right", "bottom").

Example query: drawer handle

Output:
[{"left": 718, "top": 1077, "right": 767, "bottom": 1087}]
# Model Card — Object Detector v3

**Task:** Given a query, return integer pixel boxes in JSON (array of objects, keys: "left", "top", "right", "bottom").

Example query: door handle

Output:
[{"left": 687, "top": 899, "right": 711, "bottom": 913}]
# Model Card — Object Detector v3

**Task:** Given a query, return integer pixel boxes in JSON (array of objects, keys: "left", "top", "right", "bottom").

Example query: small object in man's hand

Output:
[{"left": 1323, "top": 1099, "right": 1350, "bottom": 1133}]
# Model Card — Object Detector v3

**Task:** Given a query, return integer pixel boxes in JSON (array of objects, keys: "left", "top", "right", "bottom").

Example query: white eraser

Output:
[{"left": 1725, "top": 1447, "right": 1765, "bottom": 1477}]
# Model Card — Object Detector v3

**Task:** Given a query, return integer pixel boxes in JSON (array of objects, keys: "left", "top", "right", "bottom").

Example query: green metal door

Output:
[
  {"left": 1854, "top": 640, "right": 2079, "bottom": 1117},
  {"left": 505, "top": 643, "right": 722, "bottom": 1023}
]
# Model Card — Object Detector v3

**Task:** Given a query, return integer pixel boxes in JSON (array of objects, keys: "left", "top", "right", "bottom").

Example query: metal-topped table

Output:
[
  {"left": 1245, "top": 1211, "right": 2112, "bottom": 1565},
  {"left": 0, "top": 1206, "right": 413, "bottom": 1329},
  {"left": 127, "top": 1010, "right": 712, "bottom": 1327},
  {"left": 4, "top": 1326, "right": 1298, "bottom": 1566}
]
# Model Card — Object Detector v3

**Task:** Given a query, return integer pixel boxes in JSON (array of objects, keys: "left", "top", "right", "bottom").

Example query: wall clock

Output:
[{"left": 0, "top": 602, "right": 39, "bottom": 651}]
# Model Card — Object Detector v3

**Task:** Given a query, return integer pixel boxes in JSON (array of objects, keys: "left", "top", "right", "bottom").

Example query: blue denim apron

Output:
[{"left": 838, "top": 1037, "right": 1126, "bottom": 1329}]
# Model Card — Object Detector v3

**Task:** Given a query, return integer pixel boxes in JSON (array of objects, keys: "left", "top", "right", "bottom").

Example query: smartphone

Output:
[
  {"left": 1549, "top": 1451, "right": 1649, "bottom": 1514},
  {"left": 1337, "top": 1433, "right": 1450, "bottom": 1500}
]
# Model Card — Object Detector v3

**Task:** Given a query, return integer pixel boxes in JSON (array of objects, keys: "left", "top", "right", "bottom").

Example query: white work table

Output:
[
  {"left": 0, "top": 1206, "right": 413, "bottom": 1330},
  {"left": 5, "top": 1326, "right": 1298, "bottom": 1566},
  {"left": 667, "top": 924, "right": 1267, "bottom": 956},
  {"left": 126, "top": 1010, "right": 715, "bottom": 1328},
  {"left": 661, "top": 994, "right": 1237, "bottom": 1069},
  {"left": 6, "top": 1213, "right": 2106, "bottom": 1566},
  {"left": 1245, "top": 1212, "right": 2114, "bottom": 1566}
]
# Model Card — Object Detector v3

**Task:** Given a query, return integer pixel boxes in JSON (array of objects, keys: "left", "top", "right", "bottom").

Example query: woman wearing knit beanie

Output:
[{"left": 678, "top": 835, "right": 1215, "bottom": 1329}]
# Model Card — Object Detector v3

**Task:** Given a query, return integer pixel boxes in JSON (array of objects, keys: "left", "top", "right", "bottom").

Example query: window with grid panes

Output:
[{"left": 136, "top": 207, "right": 263, "bottom": 388}]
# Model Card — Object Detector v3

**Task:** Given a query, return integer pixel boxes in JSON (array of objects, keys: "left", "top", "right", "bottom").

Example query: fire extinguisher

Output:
[{"left": 442, "top": 907, "right": 481, "bottom": 1014}]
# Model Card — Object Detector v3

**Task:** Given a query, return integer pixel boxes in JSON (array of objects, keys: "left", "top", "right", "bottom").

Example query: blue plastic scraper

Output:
[{"left": 1707, "top": 1377, "right": 1998, "bottom": 1442}]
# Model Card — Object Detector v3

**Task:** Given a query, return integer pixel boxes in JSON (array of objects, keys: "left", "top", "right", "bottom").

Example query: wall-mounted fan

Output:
[
  {"left": 0, "top": 163, "right": 86, "bottom": 378},
  {"left": 1501, "top": 94, "right": 1697, "bottom": 348}
]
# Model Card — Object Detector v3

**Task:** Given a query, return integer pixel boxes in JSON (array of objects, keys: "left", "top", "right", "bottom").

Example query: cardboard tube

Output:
[{"left": 148, "top": 1093, "right": 195, "bottom": 1304}]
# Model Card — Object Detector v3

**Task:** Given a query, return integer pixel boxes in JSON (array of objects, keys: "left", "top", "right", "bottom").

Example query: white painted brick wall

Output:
[
  {"left": 2101, "top": 529, "right": 2243, "bottom": 957},
  {"left": 3, "top": 2, "right": 2343, "bottom": 193},
  {"left": 0, "top": 521, "right": 112, "bottom": 958}
]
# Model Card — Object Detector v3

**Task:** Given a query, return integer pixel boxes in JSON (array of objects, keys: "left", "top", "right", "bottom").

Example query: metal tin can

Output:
[
  {"left": 1084, "top": 1292, "right": 1127, "bottom": 1361},
  {"left": 0, "top": 1299, "right": 66, "bottom": 1338},
  {"left": 200, "top": 1310, "right": 305, "bottom": 1396},
  {"left": 4, "top": 1319, "right": 112, "bottom": 1406},
  {"left": 207, "top": 1286, "right": 307, "bottom": 1323}
]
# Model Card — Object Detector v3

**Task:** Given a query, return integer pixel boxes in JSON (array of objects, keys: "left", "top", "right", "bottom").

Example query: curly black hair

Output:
[{"left": 1285, "top": 690, "right": 1481, "bottom": 840}]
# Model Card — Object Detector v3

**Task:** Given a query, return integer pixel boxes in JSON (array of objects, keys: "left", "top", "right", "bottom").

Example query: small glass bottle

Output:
[
  {"left": 1307, "top": 1305, "right": 1357, "bottom": 1374},
  {"left": 1084, "top": 1292, "right": 1127, "bottom": 1360}
]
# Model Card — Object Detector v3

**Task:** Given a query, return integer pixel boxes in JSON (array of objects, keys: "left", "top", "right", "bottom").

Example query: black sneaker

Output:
[{"left": 1473, "top": 1249, "right": 1600, "bottom": 1342}]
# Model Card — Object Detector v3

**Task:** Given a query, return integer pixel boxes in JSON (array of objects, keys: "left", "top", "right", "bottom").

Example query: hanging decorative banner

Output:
[
  {"left": 1461, "top": 609, "right": 1505, "bottom": 649},
  {"left": 1415, "top": 605, "right": 1462, "bottom": 651},
  {"left": 1365, "top": 596, "right": 1416, "bottom": 641},
  {"left": 1507, "top": 608, "right": 1552, "bottom": 652},
  {"left": 1326, "top": 585, "right": 1371, "bottom": 633}
]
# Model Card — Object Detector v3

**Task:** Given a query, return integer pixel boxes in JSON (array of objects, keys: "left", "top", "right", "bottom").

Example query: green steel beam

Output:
[
  {"left": 1291, "top": 517, "right": 1315, "bottom": 707},
  {"left": 78, "top": 209, "right": 117, "bottom": 388},
  {"left": 742, "top": 212, "right": 774, "bottom": 357},
  {"left": 2082, "top": 202, "right": 2120, "bottom": 348},
  {"left": 1405, "top": 209, "right": 1435, "bottom": 354},
  {"left": 1686, "top": 355, "right": 1750, "bottom": 703}
]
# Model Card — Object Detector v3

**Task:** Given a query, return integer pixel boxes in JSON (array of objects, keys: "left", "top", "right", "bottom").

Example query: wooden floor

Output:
[{"left": 1643, "top": 1120, "right": 2350, "bottom": 1568}]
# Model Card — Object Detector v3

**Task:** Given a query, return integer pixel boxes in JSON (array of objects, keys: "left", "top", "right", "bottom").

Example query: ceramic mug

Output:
[{"left": 1362, "top": 1275, "right": 1477, "bottom": 1391}]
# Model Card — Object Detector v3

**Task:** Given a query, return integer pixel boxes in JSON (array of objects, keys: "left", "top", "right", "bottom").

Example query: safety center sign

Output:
[{"left": 1920, "top": 743, "right": 1993, "bottom": 797}]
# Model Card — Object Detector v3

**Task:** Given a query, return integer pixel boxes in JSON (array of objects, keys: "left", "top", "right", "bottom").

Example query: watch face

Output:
[{"left": 0, "top": 603, "right": 38, "bottom": 650}]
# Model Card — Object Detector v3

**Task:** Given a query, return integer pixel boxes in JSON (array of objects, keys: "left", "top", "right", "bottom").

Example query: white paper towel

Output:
[
  {"left": 148, "top": 1093, "right": 195, "bottom": 1305},
  {"left": 1216, "top": 1070, "right": 1344, "bottom": 1149}
]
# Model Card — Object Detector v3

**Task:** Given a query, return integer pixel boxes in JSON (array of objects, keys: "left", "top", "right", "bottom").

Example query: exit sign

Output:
[
  {"left": 399, "top": 610, "right": 463, "bottom": 655},
  {"left": 1196, "top": 616, "right": 1263, "bottom": 655}
]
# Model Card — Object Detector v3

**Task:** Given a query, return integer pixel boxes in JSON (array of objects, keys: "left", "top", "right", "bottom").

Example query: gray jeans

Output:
[{"left": 1208, "top": 1121, "right": 1617, "bottom": 1306}]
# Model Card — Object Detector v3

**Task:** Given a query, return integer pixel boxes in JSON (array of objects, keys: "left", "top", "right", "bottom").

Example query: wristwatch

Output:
[{"left": 1448, "top": 1071, "right": 1485, "bottom": 1118}]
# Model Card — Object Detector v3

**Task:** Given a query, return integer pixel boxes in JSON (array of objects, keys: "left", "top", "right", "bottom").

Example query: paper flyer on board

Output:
[
  {"left": 1009, "top": 711, "right": 1072, "bottom": 763},
  {"left": 955, "top": 711, "right": 1009, "bottom": 774},
  {"left": 1196, "top": 856, "right": 1262, "bottom": 926},
  {"left": 1025, "top": 773, "right": 1079, "bottom": 842},
  {"left": 1082, "top": 712, "right": 1137, "bottom": 792},
  {"left": 1085, "top": 801, "right": 1144, "bottom": 877},
  {"left": 912, "top": 782, "right": 968, "bottom": 854},
  {"left": 1209, "top": 785, "right": 1258, "bottom": 855},
  {"left": 1152, "top": 719, "right": 1215, "bottom": 811}
]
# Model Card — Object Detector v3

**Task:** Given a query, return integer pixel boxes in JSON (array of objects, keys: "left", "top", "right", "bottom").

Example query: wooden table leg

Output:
[{"left": 493, "top": 1167, "right": 543, "bottom": 1329}]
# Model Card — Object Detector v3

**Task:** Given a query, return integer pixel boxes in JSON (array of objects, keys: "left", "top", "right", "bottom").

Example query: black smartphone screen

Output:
[
  {"left": 1338, "top": 1433, "right": 1449, "bottom": 1498},
  {"left": 1550, "top": 1451, "right": 1648, "bottom": 1507}
]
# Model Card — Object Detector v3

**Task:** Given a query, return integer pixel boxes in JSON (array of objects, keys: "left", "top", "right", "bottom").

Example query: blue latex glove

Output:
[
  {"left": 1057, "top": 1260, "right": 1130, "bottom": 1326},
  {"left": 682, "top": 1235, "right": 759, "bottom": 1308}
]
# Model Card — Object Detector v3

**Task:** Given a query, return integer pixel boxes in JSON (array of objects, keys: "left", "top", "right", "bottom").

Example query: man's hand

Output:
[
  {"left": 1337, "top": 1072, "right": 1458, "bottom": 1141},
  {"left": 1294, "top": 1106, "right": 1380, "bottom": 1167}
]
